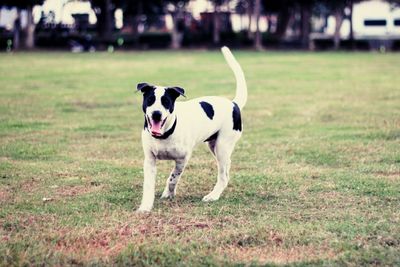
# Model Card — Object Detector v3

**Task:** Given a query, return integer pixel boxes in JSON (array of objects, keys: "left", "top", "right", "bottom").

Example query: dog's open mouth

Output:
[{"left": 147, "top": 116, "right": 167, "bottom": 137}]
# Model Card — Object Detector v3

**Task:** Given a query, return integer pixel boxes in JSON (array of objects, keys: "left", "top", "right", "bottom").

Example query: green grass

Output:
[{"left": 0, "top": 51, "right": 399, "bottom": 266}]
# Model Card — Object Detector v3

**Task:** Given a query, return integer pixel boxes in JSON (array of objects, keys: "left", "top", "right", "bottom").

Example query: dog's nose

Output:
[{"left": 151, "top": 111, "right": 162, "bottom": 122}]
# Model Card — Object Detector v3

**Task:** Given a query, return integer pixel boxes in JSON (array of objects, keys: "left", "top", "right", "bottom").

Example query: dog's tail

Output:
[{"left": 221, "top": 46, "right": 247, "bottom": 110}]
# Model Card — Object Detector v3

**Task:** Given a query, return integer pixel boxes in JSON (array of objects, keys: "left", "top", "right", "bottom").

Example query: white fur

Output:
[{"left": 137, "top": 47, "right": 247, "bottom": 212}]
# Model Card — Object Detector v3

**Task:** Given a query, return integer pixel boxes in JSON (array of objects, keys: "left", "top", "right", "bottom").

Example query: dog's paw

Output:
[
  {"left": 136, "top": 206, "right": 152, "bottom": 213},
  {"left": 160, "top": 190, "right": 175, "bottom": 200},
  {"left": 202, "top": 192, "right": 220, "bottom": 202}
]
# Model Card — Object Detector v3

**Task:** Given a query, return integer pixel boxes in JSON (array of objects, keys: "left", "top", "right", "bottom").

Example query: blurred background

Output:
[{"left": 1, "top": 0, "right": 400, "bottom": 52}]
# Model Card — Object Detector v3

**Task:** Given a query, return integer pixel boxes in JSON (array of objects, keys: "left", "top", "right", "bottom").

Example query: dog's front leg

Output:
[
  {"left": 137, "top": 155, "right": 157, "bottom": 212},
  {"left": 160, "top": 157, "right": 189, "bottom": 199}
]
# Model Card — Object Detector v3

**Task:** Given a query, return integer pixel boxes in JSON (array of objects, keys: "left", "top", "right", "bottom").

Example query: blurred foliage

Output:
[{"left": 0, "top": 0, "right": 43, "bottom": 8}]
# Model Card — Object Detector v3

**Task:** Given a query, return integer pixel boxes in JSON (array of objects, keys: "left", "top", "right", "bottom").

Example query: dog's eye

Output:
[
  {"left": 146, "top": 95, "right": 155, "bottom": 105},
  {"left": 161, "top": 97, "right": 170, "bottom": 109}
]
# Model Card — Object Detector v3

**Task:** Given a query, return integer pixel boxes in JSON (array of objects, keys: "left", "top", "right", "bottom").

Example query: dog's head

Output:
[{"left": 137, "top": 83, "right": 185, "bottom": 137}]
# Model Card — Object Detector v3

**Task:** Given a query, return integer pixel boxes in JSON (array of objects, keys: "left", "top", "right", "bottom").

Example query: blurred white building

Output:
[{"left": 325, "top": 0, "right": 400, "bottom": 39}]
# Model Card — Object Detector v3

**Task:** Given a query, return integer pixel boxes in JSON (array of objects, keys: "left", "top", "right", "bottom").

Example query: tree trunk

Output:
[
  {"left": 123, "top": 15, "right": 135, "bottom": 33},
  {"left": 240, "top": 13, "right": 244, "bottom": 31},
  {"left": 133, "top": 1, "right": 143, "bottom": 35},
  {"left": 97, "top": 0, "right": 113, "bottom": 40},
  {"left": 25, "top": 6, "right": 35, "bottom": 49},
  {"left": 170, "top": 12, "right": 180, "bottom": 49},
  {"left": 275, "top": 8, "right": 290, "bottom": 40},
  {"left": 213, "top": 4, "right": 220, "bottom": 45},
  {"left": 266, "top": 15, "right": 272, "bottom": 34},
  {"left": 254, "top": 0, "right": 262, "bottom": 50},
  {"left": 247, "top": 0, "right": 253, "bottom": 39},
  {"left": 333, "top": 7, "right": 343, "bottom": 50},
  {"left": 13, "top": 9, "right": 21, "bottom": 50},
  {"left": 349, "top": 0, "right": 354, "bottom": 49},
  {"left": 300, "top": 4, "right": 311, "bottom": 50}
]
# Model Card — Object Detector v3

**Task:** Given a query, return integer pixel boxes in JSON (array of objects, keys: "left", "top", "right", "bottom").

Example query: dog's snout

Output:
[{"left": 151, "top": 111, "right": 162, "bottom": 122}]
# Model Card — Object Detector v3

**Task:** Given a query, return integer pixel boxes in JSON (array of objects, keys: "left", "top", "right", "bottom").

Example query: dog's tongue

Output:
[{"left": 151, "top": 121, "right": 162, "bottom": 136}]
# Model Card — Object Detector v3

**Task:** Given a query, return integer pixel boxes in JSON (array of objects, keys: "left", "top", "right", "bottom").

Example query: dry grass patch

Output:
[
  {"left": 53, "top": 214, "right": 228, "bottom": 262},
  {"left": 373, "top": 171, "right": 400, "bottom": 181},
  {"left": 0, "top": 189, "right": 10, "bottom": 204},
  {"left": 219, "top": 244, "right": 337, "bottom": 265},
  {"left": 54, "top": 226, "right": 132, "bottom": 260},
  {"left": 54, "top": 184, "right": 104, "bottom": 198},
  {"left": 20, "top": 178, "right": 41, "bottom": 193}
]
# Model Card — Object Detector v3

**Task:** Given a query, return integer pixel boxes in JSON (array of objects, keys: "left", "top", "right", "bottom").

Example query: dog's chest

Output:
[{"left": 149, "top": 140, "right": 188, "bottom": 160}]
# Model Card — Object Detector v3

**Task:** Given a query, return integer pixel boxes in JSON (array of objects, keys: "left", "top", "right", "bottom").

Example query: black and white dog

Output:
[{"left": 137, "top": 47, "right": 247, "bottom": 212}]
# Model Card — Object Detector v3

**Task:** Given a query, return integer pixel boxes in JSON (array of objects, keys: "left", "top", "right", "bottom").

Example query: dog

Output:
[{"left": 136, "top": 46, "right": 247, "bottom": 212}]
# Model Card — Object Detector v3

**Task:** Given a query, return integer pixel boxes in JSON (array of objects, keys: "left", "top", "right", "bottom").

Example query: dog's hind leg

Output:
[
  {"left": 161, "top": 157, "right": 189, "bottom": 199},
  {"left": 207, "top": 140, "right": 217, "bottom": 156},
  {"left": 202, "top": 134, "right": 240, "bottom": 202}
]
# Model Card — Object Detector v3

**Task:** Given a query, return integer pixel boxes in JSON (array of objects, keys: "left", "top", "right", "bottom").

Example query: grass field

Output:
[{"left": 0, "top": 51, "right": 399, "bottom": 266}]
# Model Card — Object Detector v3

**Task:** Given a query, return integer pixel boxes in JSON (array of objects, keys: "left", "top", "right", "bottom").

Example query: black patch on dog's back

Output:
[
  {"left": 199, "top": 101, "right": 214, "bottom": 120},
  {"left": 204, "top": 131, "right": 218, "bottom": 142},
  {"left": 232, "top": 102, "right": 242, "bottom": 131}
]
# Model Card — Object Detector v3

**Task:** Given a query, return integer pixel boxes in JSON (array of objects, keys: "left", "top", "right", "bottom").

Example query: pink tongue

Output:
[{"left": 151, "top": 121, "right": 162, "bottom": 135}]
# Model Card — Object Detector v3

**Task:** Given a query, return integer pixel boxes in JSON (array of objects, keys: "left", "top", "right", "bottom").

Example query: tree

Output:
[
  {"left": 120, "top": 0, "right": 163, "bottom": 35},
  {"left": 0, "top": 0, "right": 44, "bottom": 49},
  {"left": 211, "top": 0, "right": 222, "bottom": 45},
  {"left": 348, "top": 0, "right": 358, "bottom": 49},
  {"left": 209, "top": 0, "right": 229, "bottom": 46},
  {"left": 246, "top": 0, "right": 253, "bottom": 39},
  {"left": 164, "top": 0, "right": 189, "bottom": 49},
  {"left": 265, "top": 0, "right": 315, "bottom": 50},
  {"left": 236, "top": 0, "right": 262, "bottom": 49},
  {"left": 333, "top": 5, "right": 344, "bottom": 50},
  {"left": 316, "top": 0, "right": 364, "bottom": 50},
  {"left": 262, "top": 0, "right": 296, "bottom": 41},
  {"left": 298, "top": 0, "right": 316, "bottom": 49},
  {"left": 317, "top": 0, "right": 347, "bottom": 50},
  {"left": 90, "top": 0, "right": 115, "bottom": 40},
  {"left": 253, "top": 0, "right": 262, "bottom": 50}
]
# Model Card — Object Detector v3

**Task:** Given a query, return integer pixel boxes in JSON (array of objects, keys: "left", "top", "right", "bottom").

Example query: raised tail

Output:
[{"left": 221, "top": 46, "right": 247, "bottom": 110}]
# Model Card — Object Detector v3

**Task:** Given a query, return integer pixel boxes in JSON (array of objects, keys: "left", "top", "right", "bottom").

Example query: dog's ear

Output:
[
  {"left": 166, "top": 86, "right": 186, "bottom": 98},
  {"left": 137, "top": 83, "right": 154, "bottom": 93}
]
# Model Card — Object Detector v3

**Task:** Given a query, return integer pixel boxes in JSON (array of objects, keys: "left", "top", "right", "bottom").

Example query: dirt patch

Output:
[
  {"left": 219, "top": 244, "right": 336, "bottom": 265},
  {"left": 1, "top": 214, "right": 58, "bottom": 233},
  {"left": 20, "top": 178, "right": 40, "bottom": 193},
  {"left": 132, "top": 216, "right": 215, "bottom": 237},
  {"left": 56, "top": 186, "right": 88, "bottom": 197},
  {"left": 55, "top": 185, "right": 101, "bottom": 198},
  {"left": 0, "top": 189, "right": 10, "bottom": 203},
  {"left": 54, "top": 226, "right": 132, "bottom": 260},
  {"left": 317, "top": 191, "right": 349, "bottom": 201},
  {"left": 373, "top": 171, "right": 400, "bottom": 181},
  {"left": 53, "top": 215, "right": 230, "bottom": 262}
]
